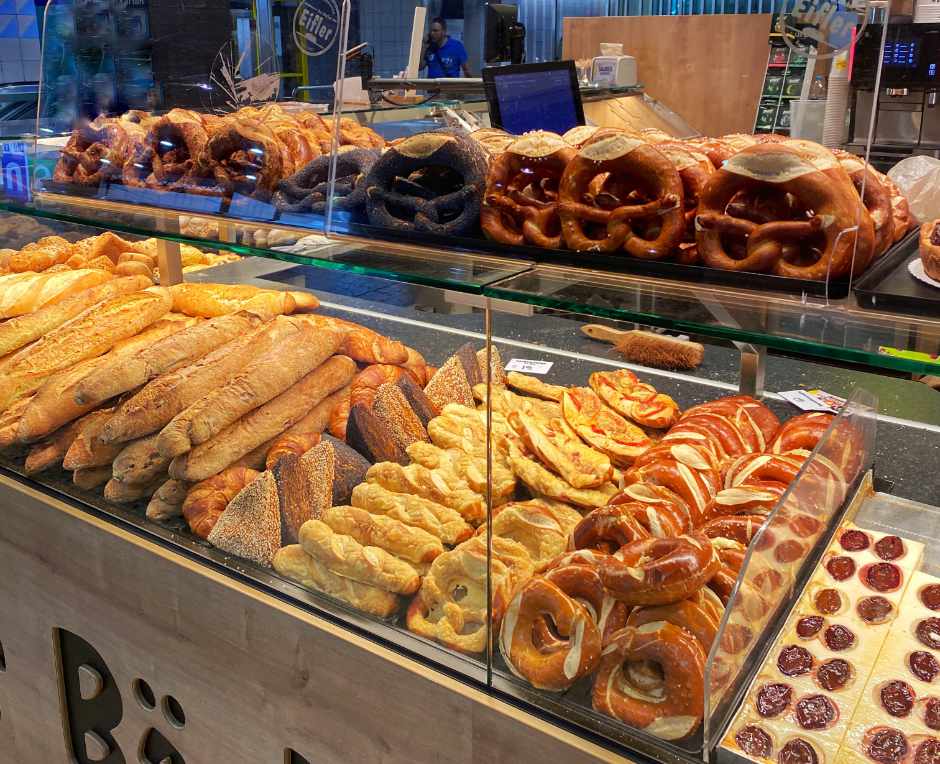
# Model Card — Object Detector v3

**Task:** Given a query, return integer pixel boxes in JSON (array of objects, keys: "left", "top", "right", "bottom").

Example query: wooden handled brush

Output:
[{"left": 581, "top": 324, "right": 704, "bottom": 371}]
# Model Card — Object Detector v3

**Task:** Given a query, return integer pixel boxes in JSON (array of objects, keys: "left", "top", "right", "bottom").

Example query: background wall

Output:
[{"left": 0, "top": 0, "right": 40, "bottom": 84}]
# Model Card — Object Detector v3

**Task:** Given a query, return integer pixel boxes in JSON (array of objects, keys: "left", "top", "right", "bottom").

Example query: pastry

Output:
[
  {"left": 322, "top": 505, "right": 443, "bottom": 565},
  {"left": 588, "top": 369, "right": 680, "bottom": 430},
  {"left": 182, "top": 466, "right": 260, "bottom": 539},
  {"left": 365, "top": 461, "right": 486, "bottom": 526},
  {"left": 919, "top": 219, "right": 940, "bottom": 281},
  {"left": 561, "top": 386, "right": 652, "bottom": 466},
  {"left": 510, "top": 410, "right": 613, "bottom": 489},
  {"left": 265, "top": 431, "right": 321, "bottom": 469},
  {"left": 491, "top": 501, "right": 571, "bottom": 566},
  {"left": 506, "top": 371, "right": 565, "bottom": 402},
  {"left": 404, "top": 441, "right": 515, "bottom": 503},
  {"left": 207, "top": 470, "right": 281, "bottom": 566},
  {"left": 349, "top": 482, "right": 473, "bottom": 546},
  {"left": 509, "top": 452, "right": 618, "bottom": 509}
]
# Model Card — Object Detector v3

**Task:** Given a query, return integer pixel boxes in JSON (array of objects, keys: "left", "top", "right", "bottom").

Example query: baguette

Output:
[
  {"left": 74, "top": 311, "right": 262, "bottom": 407},
  {"left": 146, "top": 478, "right": 191, "bottom": 521},
  {"left": 294, "top": 314, "right": 408, "bottom": 365},
  {"left": 17, "top": 316, "right": 196, "bottom": 443},
  {"left": 21, "top": 408, "right": 105, "bottom": 474},
  {"left": 111, "top": 433, "right": 169, "bottom": 485},
  {"left": 0, "top": 395, "right": 33, "bottom": 450},
  {"left": 0, "top": 269, "right": 113, "bottom": 319},
  {"left": 169, "top": 283, "right": 319, "bottom": 318},
  {"left": 73, "top": 466, "right": 112, "bottom": 490},
  {"left": 99, "top": 317, "right": 297, "bottom": 444},
  {"left": 273, "top": 545, "right": 400, "bottom": 618},
  {"left": 298, "top": 519, "right": 420, "bottom": 595},
  {"left": 169, "top": 355, "right": 356, "bottom": 482},
  {"left": 103, "top": 475, "right": 165, "bottom": 504},
  {"left": 0, "top": 287, "right": 173, "bottom": 412},
  {"left": 0, "top": 275, "right": 152, "bottom": 358},
  {"left": 62, "top": 416, "right": 124, "bottom": 470},
  {"left": 157, "top": 321, "right": 343, "bottom": 458}
]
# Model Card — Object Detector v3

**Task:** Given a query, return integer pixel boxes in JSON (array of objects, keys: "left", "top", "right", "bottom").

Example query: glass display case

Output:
[{"left": 1, "top": 2, "right": 940, "bottom": 763}]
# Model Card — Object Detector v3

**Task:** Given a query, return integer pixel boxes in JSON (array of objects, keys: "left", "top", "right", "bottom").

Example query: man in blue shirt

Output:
[{"left": 421, "top": 18, "right": 471, "bottom": 78}]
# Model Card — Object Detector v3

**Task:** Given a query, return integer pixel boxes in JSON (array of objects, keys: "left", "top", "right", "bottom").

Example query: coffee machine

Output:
[{"left": 848, "top": 22, "right": 940, "bottom": 171}]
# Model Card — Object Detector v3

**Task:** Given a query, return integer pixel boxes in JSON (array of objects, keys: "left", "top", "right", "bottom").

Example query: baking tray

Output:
[{"left": 852, "top": 229, "right": 940, "bottom": 316}]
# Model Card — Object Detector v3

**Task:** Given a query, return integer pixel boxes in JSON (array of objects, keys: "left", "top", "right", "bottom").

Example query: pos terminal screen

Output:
[{"left": 484, "top": 62, "right": 585, "bottom": 135}]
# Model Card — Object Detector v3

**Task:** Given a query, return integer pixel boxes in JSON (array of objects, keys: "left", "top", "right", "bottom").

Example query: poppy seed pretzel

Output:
[
  {"left": 364, "top": 130, "right": 488, "bottom": 237},
  {"left": 273, "top": 148, "right": 378, "bottom": 214}
]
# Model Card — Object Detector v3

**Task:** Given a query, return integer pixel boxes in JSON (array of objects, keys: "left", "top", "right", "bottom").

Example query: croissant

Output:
[
  {"left": 329, "top": 390, "right": 352, "bottom": 440},
  {"left": 265, "top": 430, "right": 322, "bottom": 470},
  {"left": 182, "top": 466, "right": 260, "bottom": 539},
  {"left": 296, "top": 315, "right": 408, "bottom": 365}
]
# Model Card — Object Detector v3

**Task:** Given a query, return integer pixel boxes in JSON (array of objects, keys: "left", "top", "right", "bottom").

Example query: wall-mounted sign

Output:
[
  {"left": 293, "top": 0, "right": 341, "bottom": 58},
  {"left": 777, "top": 0, "right": 869, "bottom": 60}
]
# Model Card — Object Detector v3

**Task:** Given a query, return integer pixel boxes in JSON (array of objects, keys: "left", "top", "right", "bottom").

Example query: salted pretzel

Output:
[
  {"left": 921, "top": 219, "right": 940, "bottom": 281},
  {"left": 122, "top": 109, "right": 211, "bottom": 190},
  {"left": 499, "top": 576, "right": 602, "bottom": 691},
  {"left": 588, "top": 369, "right": 680, "bottom": 430},
  {"left": 570, "top": 505, "right": 650, "bottom": 553},
  {"left": 679, "top": 395, "right": 780, "bottom": 451},
  {"left": 695, "top": 143, "right": 876, "bottom": 280},
  {"left": 542, "top": 564, "right": 629, "bottom": 644},
  {"left": 612, "top": 482, "right": 695, "bottom": 533},
  {"left": 685, "top": 134, "right": 758, "bottom": 169},
  {"left": 592, "top": 622, "right": 706, "bottom": 740},
  {"left": 600, "top": 532, "right": 719, "bottom": 606},
  {"left": 623, "top": 458, "right": 718, "bottom": 525},
  {"left": 711, "top": 536, "right": 747, "bottom": 572},
  {"left": 723, "top": 453, "right": 805, "bottom": 490},
  {"left": 55, "top": 116, "right": 143, "bottom": 186},
  {"left": 187, "top": 118, "right": 285, "bottom": 200},
  {"left": 631, "top": 441, "right": 722, "bottom": 477},
  {"left": 563, "top": 125, "right": 605, "bottom": 149},
  {"left": 701, "top": 514, "right": 767, "bottom": 547},
  {"left": 469, "top": 127, "right": 515, "bottom": 157},
  {"left": 273, "top": 148, "right": 378, "bottom": 214},
  {"left": 482, "top": 132, "right": 576, "bottom": 249},
  {"left": 560, "top": 387, "right": 653, "bottom": 466},
  {"left": 768, "top": 411, "right": 834, "bottom": 454},
  {"left": 655, "top": 142, "right": 715, "bottom": 262},
  {"left": 662, "top": 414, "right": 752, "bottom": 463},
  {"left": 558, "top": 131, "right": 685, "bottom": 258},
  {"left": 611, "top": 498, "right": 690, "bottom": 538},
  {"left": 364, "top": 130, "right": 488, "bottom": 237},
  {"left": 833, "top": 149, "right": 894, "bottom": 258},
  {"left": 701, "top": 482, "right": 785, "bottom": 522},
  {"left": 626, "top": 597, "right": 720, "bottom": 651}
]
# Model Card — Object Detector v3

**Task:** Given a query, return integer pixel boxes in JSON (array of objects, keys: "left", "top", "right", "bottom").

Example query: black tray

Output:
[{"left": 853, "top": 229, "right": 940, "bottom": 316}]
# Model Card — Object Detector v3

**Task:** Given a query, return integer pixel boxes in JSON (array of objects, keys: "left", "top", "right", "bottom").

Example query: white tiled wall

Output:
[{"left": 0, "top": 0, "right": 40, "bottom": 84}]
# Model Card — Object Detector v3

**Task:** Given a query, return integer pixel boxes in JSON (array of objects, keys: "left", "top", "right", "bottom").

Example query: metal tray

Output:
[{"left": 852, "top": 229, "right": 940, "bottom": 316}]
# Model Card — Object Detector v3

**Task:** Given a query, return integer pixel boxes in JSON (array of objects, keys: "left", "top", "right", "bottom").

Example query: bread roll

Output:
[
  {"left": 0, "top": 269, "right": 113, "bottom": 318},
  {"left": 169, "top": 283, "right": 319, "bottom": 318},
  {"left": 103, "top": 475, "right": 165, "bottom": 503},
  {"left": 157, "top": 320, "right": 342, "bottom": 458},
  {"left": 0, "top": 287, "right": 173, "bottom": 412},
  {"left": 100, "top": 316, "right": 297, "bottom": 444},
  {"left": 169, "top": 355, "right": 356, "bottom": 482},
  {"left": 17, "top": 316, "right": 196, "bottom": 443},
  {"left": 207, "top": 470, "right": 281, "bottom": 566},
  {"left": 273, "top": 545, "right": 399, "bottom": 618},
  {"left": 74, "top": 311, "right": 262, "bottom": 407},
  {"left": 0, "top": 275, "right": 152, "bottom": 358}
]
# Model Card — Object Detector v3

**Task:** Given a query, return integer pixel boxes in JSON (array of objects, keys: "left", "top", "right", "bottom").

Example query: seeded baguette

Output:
[
  {"left": 0, "top": 287, "right": 173, "bottom": 412},
  {"left": 0, "top": 268, "right": 113, "bottom": 319}
]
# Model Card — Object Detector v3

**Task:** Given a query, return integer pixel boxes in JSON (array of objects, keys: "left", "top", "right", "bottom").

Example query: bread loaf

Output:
[
  {"left": 423, "top": 353, "right": 474, "bottom": 411},
  {"left": 169, "top": 355, "right": 356, "bottom": 481},
  {"left": 273, "top": 545, "right": 399, "bottom": 618},
  {"left": 207, "top": 470, "right": 281, "bottom": 566},
  {"left": 272, "top": 453, "right": 315, "bottom": 546},
  {"left": 396, "top": 375, "right": 438, "bottom": 428},
  {"left": 183, "top": 466, "right": 260, "bottom": 539},
  {"left": 157, "top": 319, "right": 341, "bottom": 458},
  {"left": 111, "top": 433, "right": 170, "bottom": 485},
  {"left": 322, "top": 505, "right": 443, "bottom": 564},
  {"left": 0, "top": 275, "right": 152, "bottom": 358},
  {"left": 23, "top": 414, "right": 88, "bottom": 475},
  {"left": 169, "top": 283, "right": 319, "bottom": 318},
  {"left": 63, "top": 417, "right": 123, "bottom": 470},
  {"left": 264, "top": 430, "right": 321, "bottom": 470},
  {"left": 146, "top": 478, "right": 191, "bottom": 521},
  {"left": 345, "top": 403, "right": 408, "bottom": 465},
  {"left": 372, "top": 382, "right": 429, "bottom": 451},
  {"left": 0, "top": 269, "right": 113, "bottom": 319},
  {"left": 0, "top": 287, "right": 173, "bottom": 412},
  {"left": 73, "top": 466, "right": 112, "bottom": 490},
  {"left": 75, "top": 312, "right": 262, "bottom": 407},
  {"left": 349, "top": 482, "right": 473, "bottom": 546},
  {"left": 17, "top": 316, "right": 196, "bottom": 443},
  {"left": 99, "top": 316, "right": 297, "bottom": 444},
  {"left": 295, "top": 314, "right": 408, "bottom": 364},
  {"left": 298, "top": 519, "right": 420, "bottom": 595}
]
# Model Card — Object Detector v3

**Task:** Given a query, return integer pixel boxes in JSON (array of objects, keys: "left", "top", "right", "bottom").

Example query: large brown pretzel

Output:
[
  {"left": 54, "top": 116, "right": 143, "bottom": 186},
  {"left": 482, "top": 131, "right": 576, "bottom": 249},
  {"left": 187, "top": 118, "right": 285, "bottom": 200},
  {"left": 655, "top": 142, "right": 715, "bottom": 262},
  {"left": 833, "top": 149, "right": 894, "bottom": 258},
  {"left": 695, "top": 143, "right": 875, "bottom": 280},
  {"left": 558, "top": 131, "right": 685, "bottom": 258},
  {"left": 123, "top": 109, "right": 211, "bottom": 190}
]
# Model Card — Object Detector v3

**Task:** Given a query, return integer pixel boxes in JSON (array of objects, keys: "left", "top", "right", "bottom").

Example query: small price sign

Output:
[{"left": 504, "top": 358, "right": 554, "bottom": 375}]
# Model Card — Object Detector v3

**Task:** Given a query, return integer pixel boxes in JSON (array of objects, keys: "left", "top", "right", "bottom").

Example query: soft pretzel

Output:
[
  {"left": 695, "top": 143, "right": 875, "bottom": 280},
  {"left": 654, "top": 141, "right": 715, "bottom": 260},
  {"left": 833, "top": 149, "right": 894, "bottom": 258},
  {"left": 273, "top": 148, "right": 378, "bottom": 214},
  {"left": 338, "top": 116, "right": 385, "bottom": 150},
  {"left": 612, "top": 482, "right": 695, "bottom": 533},
  {"left": 543, "top": 564, "right": 629, "bottom": 644},
  {"left": 700, "top": 514, "right": 766, "bottom": 546},
  {"left": 609, "top": 496, "right": 691, "bottom": 538},
  {"left": 570, "top": 505, "right": 651, "bottom": 554},
  {"left": 482, "top": 132, "right": 576, "bottom": 249},
  {"left": 679, "top": 395, "right": 780, "bottom": 451},
  {"left": 182, "top": 466, "right": 260, "bottom": 539},
  {"left": 123, "top": 109, "right": 211, "bottom": 190},
  {"left": 661, "top": 415, "right": 750, "bottom": 463},
  {"left": 499, "top": 576, "right": 601, "bottom": 691},
  {"left": 600, "top": 532, "right": 719, "bottom": 606},
  {"left": 768, "top": 411, "right": 834, "bottom": 454},
  {"left": 723, "top": 452, "right": 804, "bottom": 489},
  {"left": 188, "top": 118, "right": 285, "bottom": 199},
  {"left": 469, "top": 127, "right": 515, "bottom": 157},
  {"left": 560, "top": 387, "right": 652, "bottom": 466},
  {"left": 881, "top": 171, "right": 917, "bottom": 242},
  {"left": 701, "top": 482, "right": 784, "bottom": 522},
  {"left": 592, "top": 622, "right": 706, "bottom": 740},
  {"left": 623, "top": 457, "right": 718, "bottom": 525},
  {"left": 54, "top": 116, "right": 144, "bottom": 186},
  {"left": 588, "top": 369, "right": 679, "bottom": 430},
  {"left": 631, "top": 441, "right": 721, "bottom": 477},
  {"left": 558, "top": 132, "right": 685, "bottom": 258},
  {"left": 626, "top": 597, "right": 719, "bottom": 651}
]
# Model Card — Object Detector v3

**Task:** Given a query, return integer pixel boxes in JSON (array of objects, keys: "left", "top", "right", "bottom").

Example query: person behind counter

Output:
[{"left": 421, "top": 18, "right": 471, "bottom": 78}]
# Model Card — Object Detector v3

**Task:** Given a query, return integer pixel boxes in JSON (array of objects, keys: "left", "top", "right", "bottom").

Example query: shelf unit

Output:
[{"left": 754, "top": 30, "right": 810, "bottom": 133}]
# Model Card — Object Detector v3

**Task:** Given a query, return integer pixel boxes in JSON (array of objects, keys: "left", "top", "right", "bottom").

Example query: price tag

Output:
[
  {"left": 778, "top": 388, "right": 846, "bottom": 414},
  {"left": 504, "top": 358, "right": 554, "bottom": 375}
]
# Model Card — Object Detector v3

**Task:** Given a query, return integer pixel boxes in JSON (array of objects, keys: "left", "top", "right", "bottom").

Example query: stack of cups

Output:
[{"left": 822, "top": 50, "right": 851, "bottom": 148}]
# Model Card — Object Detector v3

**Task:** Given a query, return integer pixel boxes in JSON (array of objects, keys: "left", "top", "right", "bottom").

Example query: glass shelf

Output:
[{"left": 483, "top": 264, "right": 940, "bottom": 376}]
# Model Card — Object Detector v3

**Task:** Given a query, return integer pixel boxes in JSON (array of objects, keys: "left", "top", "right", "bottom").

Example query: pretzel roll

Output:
[
  {"left": 612, "top": 482, "right": 694, "bottom": 533},
  {"left": 500, "top": 577, "right": 601, "bottom": 691},
  {"left": 543, "top": 564, "right": 629, "bottom": 644},
  {"left": 769, "top": 411, "right": 834, "bottom": 454},
  {"left": 558, "top": 131, "right": 685, "bottom": 258},
  {"left": 700, "top": 514, "right": 766, "bottom": 546},
  {"left": 626, "top": 598, "right": 719, "bottom": 651},
  {"left": 189, "top": 118, "right": 285, "bottom": 200},
  {"left": 182, "top": 466, "right": 260, "bottom": 539},
  {"left": 592, "top": 622, "right": 706, "bottom": 740},
  {"left": 600, "top": 532, "right": 719, "bottom": 606},
  {"left": 833, "top": 149, "right": 894, "bottom": 258},
  {"left": 123, "top": 109, "right": 210, "bottom": 189},
  {"left": 696, "top": 143, "right": 875, "bottom": 280},
  {"left": 571, "top": 505, "right": 651, "bottom": 554},
  {"left": 55, "top": 116, "right": 143, "bottom": 186},
  {"left": 723, "top": 452, "right": 804, "bottom": 490},
  {"left": 273, "top": 148, "right": 378, "bottom": 215},
  {"left": 364, "top": 130, "right": 488, "bottom": 237},
  {"left": 623, "top": 458, "right": 718, "bottom": 526},
  {"left": 679, "top": 395, "right": 780, "bottom": 451},
  {"left": 701, "top": 482, "right": 784, "bottom": 522},
  {"left": 482, "top": 132, "right": 576, "bottom": 249}
]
